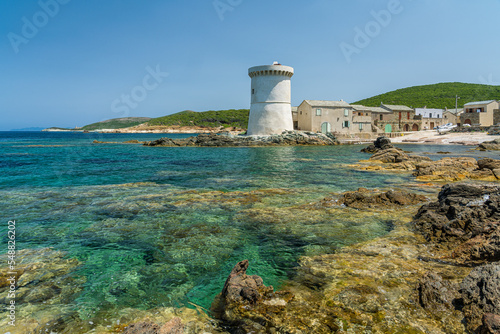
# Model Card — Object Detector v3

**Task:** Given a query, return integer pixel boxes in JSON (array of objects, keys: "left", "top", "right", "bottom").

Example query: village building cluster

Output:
[
  {"left": 291, "top": 100, "right": 500, "bottom": 137},
  {"left": 246, "top": 62, "right": 499, "bottom": 137}
]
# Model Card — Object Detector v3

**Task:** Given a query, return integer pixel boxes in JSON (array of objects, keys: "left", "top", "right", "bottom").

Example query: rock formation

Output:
[
  {"left": 144, "top": 131, "right": 339, "bottom": 147},
  {"left": 413, "top": 157, "right": 500, "bottom": 182},
  {"left": 360, "top": 136, "right": 394, "bottom": 153},
  {"left": 460, "top": 263, "right": 500, "bottom": 333},
  {"left": 211, "top": 260, "right": 295, "bottom": 333},
  {"left": 413, "top": 183, "right": 500, "bottom": 265},
  {"left": 332, "top": 188, "right": 428, "bottom": 209},
  {"left": 416, "top": 271, "right": 460, "bottom": 315}
]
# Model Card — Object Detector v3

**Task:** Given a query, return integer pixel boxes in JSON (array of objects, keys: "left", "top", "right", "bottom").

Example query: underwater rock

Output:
[
  {"left": 413, "top": 183, "right": 500, "bottom": 264},
  {"left": 416, "top": 271, "right": 460, "bottom": 314},
  {"left": 211, "top": 260, "right": 296, "bottom": 333},
  {"left": 122, "top": 317, "right": 185, "bottom": 334},
  {"left": 144, "top": 131, "right": 340, "bottom": 147},
  {"left": 335, "top": 188, "right": 428, "bottom": 209},
  {"left": 478, "top": 138, "right": 500, "bottom": 151},
  {"left": 460, "top": 262, "right": 500, "bottom": 333},
  {"left": 361, "top": 136, "right": 394, "bottom": 153}
]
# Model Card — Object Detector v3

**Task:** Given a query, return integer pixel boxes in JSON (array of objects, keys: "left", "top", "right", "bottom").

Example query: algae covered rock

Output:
[
  {"left": 413, "top": 157, "right": 500, "bottom": 182},
  {"left": 336, "top": 188, "right": 428, "bottom": 209},
  {"left": 460, "top": 262, "right": 500, "bottom": 333}
]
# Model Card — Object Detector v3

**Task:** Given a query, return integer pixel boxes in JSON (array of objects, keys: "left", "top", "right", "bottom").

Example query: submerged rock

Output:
[
  {"left": 413, "top": 183, "right": 500, "bottom": 264},
  {"left": 460, "top": 262, "right": 500, "bottom": 333},
  {"left": 122, "top": 317, "right": 185, "bottom": 334},
  {"left": 144, "top": 131, "right": 340, "bottom": 147}
]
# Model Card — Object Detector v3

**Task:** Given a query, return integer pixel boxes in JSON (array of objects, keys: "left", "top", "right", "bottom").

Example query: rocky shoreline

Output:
[{"left": 144, "top": 131, "right": 340, "bottom": 147}]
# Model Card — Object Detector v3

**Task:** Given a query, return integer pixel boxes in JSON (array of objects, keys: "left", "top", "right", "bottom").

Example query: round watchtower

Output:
[{"left": 247, "top": 63, "right": 294, "bottom": 136}]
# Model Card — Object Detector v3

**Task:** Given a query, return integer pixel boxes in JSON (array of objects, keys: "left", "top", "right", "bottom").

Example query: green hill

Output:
[
  {"left": 81, "top": 117, "right": 151, "bottom": 130},
  {"left": 147, "top": 109, "right": 249, "bottom": 128},
  {"left": 353, "top": 82, "right": 500, "bottom": 109}
]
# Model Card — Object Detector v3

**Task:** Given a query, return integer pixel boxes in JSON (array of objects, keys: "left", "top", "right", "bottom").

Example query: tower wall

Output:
[{"left": 247, "top": 65, "right": 294, "bottom": 136}]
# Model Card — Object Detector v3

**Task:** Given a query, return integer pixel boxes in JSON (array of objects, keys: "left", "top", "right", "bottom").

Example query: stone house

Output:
[
  {"left": 461, "top": 100, "right": 500, "bottom": 126},
  {"left": 376, "top": 104, "right": 422, "bottom": 132},
  {"left": 415, "top": 107, "right": 444, "bottom": 130},
  {"left": 296, "top": 100, "right": 367, "bottom": 134},
  {"left": 443, "top": 109, "right": 462, "bottom": 125}
]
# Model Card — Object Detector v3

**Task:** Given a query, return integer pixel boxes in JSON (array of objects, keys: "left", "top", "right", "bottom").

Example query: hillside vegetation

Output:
[
  {"left": 82, "top": 117, "right": 151, "bottom": 130},
  {"left": 353, "top": 82, "right": 500, "bottom": 109},
  {"left": 147, "top": 109, "right": 249, "bottom": 129}
]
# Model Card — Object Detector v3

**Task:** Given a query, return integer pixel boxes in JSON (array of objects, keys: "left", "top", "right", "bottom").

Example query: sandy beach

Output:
[{"left": 391, "top": 130, "right": 500, "bottom": 146}]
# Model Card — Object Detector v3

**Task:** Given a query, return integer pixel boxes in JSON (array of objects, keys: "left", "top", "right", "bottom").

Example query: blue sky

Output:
[{"left": 1, "top": 0, "right": 499, "bottom": 130}]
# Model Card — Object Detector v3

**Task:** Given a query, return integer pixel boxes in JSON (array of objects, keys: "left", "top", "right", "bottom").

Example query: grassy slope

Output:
[
  {"left": 147, "top": 109, "right": 250, "bottom": 128},
  {"left": 353, "top": 82, "right": 500, "bottom": 109},
  {"left": 81, "top": 117, "right": 151, "bottom": 130}
]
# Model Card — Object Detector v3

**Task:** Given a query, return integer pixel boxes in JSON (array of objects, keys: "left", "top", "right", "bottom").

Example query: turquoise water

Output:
[{"left": 0, "top": 132, "right": 494, "bottom": 332}]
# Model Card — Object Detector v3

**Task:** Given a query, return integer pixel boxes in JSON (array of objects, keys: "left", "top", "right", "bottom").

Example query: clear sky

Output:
[{"left": 1, "top": 0, "right": 499, "bottom": 130}]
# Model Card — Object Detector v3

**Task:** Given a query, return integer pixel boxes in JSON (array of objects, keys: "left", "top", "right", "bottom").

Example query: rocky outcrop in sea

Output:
[
  {"left": 357, "top": 137, "right": 500, "bottom": 181},
  {"left": 144, "top": 131, "right": 340, "bottom": 147},
  {"left": 478, "top": 138, "right": 500, "bottom": 150},
  {"left": 412, "top": 183, "right": 500, "bottom": 333},
  {"left": 413, "top": 183, "right": 500, "bottom": 265}
]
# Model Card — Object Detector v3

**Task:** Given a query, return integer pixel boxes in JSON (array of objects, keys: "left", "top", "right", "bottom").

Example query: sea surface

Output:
[{"left": 0, "top": 131, "right": 497, "bottom": 332}]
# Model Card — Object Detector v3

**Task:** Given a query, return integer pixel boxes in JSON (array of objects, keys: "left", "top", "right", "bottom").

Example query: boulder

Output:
[
  {"left": 413, "top": 183, "right": 500, "bottom": 264},
  {"left": 460, "top": 263, "right": 500, "bottom": 333},
  {"left": 361, "top": 136, "right": 394, "bottom": 153}
]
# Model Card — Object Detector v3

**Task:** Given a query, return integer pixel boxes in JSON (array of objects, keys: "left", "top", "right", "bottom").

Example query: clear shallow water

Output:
[{"left": 0, "top": 131, "right": 494, "bottom": 332}]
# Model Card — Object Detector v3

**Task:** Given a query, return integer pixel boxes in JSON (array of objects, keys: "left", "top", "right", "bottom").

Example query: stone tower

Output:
[{"left": 247, "top": 63, "right": 294, "bottom": 136}]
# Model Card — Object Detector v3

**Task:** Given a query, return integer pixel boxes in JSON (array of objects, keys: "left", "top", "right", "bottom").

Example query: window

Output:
[
  {"left": 380, "top": 114, "right": 383, "bottom": 121},
  {"left": 429, "top": 113, "right": 432, "bottom": 118},
  {"left": 359, "top": 123, "right": 363, "bottom": 130},
  {"left": 407, "top": 112, "right": 410, "bottom": 120},
  {"left": 344, "top": 109, "right": 349, "bottom": 117},
  {"left": 252, "top": 89, "right": 255, "bottom": 94},
  {"left": 365, "top": 113, "right": 369, "bottom": 116},
  {"left": 316, "top": 108, "right": 322, "bottom": 116},
  {"left": 343, "top": 120, "right": 349, "bottom": 128},
  {"left": 300, "top": 111, "right": 302, "bottom": 115}
]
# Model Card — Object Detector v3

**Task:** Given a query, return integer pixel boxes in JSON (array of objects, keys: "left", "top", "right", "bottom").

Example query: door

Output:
[
  {"left": 384, "top": 124, "right": 392, "bottom": 133},
  {"left": 321, "top": 122, "right": 331, "bottom": 134}
]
